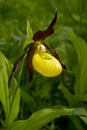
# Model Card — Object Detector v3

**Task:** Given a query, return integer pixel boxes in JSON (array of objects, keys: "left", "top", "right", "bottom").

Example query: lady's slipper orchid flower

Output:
[{"left": 8, "top": 11, "right": 66, "bottom": 86}]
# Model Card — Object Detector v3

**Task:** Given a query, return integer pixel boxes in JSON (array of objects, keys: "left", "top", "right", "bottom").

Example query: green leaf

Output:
[
  {"left": 75, "top": 94, "right": 87, "bottom": 102},
  {"left": 73, "top": 107, "right": 87, "bottom": 116},
  {"left": 74, "top": 108, "right": 87, "bottom": 124},
  {"left": 0, "top": 51, "right": 9, "bottom": 121},
  {"left": 21, "top": 89, "right": 37, "bottom": 112},
  {"left": 9, "top": 87, "right": 20, "bottom": 124},
  {"left": 0, "top": 51, "right": 20, "bottom": 125},
  {"left": 57, "top": 27, "right": 87, "bottom": 95},
  {"left": 10, "top": 107, "right": 87, "bottom": 130},
  {"left": 21, "top": 21, "right": 33, "bottom": 52},
  {"left": 80, "top": 116, "right": 87, "bottom": 124},
  {"left": 59, "top": 84, "right": 80, "bottom": 107},
  {"left": 26, "top": 21, "right": 33, "bottom": 41},
  {"left": 61, "top": 27, "right": 87, "bottom": 95},
  {"left": 10, "top": 108, "right": 73, "bottom": 130}
]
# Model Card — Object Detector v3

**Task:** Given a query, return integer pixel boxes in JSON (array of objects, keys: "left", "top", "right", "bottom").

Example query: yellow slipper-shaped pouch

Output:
[{"left": 32, "top": 52, "right": 62, "bottom": 77}]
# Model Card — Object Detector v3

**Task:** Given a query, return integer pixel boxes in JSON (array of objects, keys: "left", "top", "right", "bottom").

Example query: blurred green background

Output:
[{"left": 0, "top": 0, "right": 87, "bottom": 130}]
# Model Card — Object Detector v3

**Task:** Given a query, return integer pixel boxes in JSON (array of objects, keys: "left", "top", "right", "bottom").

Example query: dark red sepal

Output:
[
  {"left": 27, "top": 43, "right": 37, "bottom": 81},
  {"left": 33, "top": 28, "right": 54, "bottom": 41},
  {"left": 43, "top": 43, "right": 67, "bottom": 70},
  {"left": 48, "top": 11, "right": 57, "bottom": 28},
  {"left": 33, "top": 11, "right": 57, "bottom": 41},
  {"left": 8, "top": 52, "right": 27, "bottom": 87}
]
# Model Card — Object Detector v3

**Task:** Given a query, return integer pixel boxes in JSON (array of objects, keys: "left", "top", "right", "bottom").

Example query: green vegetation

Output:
[{"left": 0, "top": 0, "right": 87, "bottom": 130}]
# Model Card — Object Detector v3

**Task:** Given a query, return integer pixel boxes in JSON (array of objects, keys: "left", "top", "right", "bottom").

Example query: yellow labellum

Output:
[{"left": 32, "top": 52, "right": 62, "bottom": 77}]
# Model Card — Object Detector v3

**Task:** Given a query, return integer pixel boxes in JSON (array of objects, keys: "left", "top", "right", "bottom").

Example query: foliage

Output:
[{"left": 0, "top": 0, "right": 87, "bottom": 130}]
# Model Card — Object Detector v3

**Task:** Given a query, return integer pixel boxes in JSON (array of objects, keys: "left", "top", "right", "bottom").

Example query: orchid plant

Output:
[
  {"left": 1, "top": 10, "right": 87, "bottom": 130},
  {"left": 8, "top": 11, "right": 66, "bottom": 86}
]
